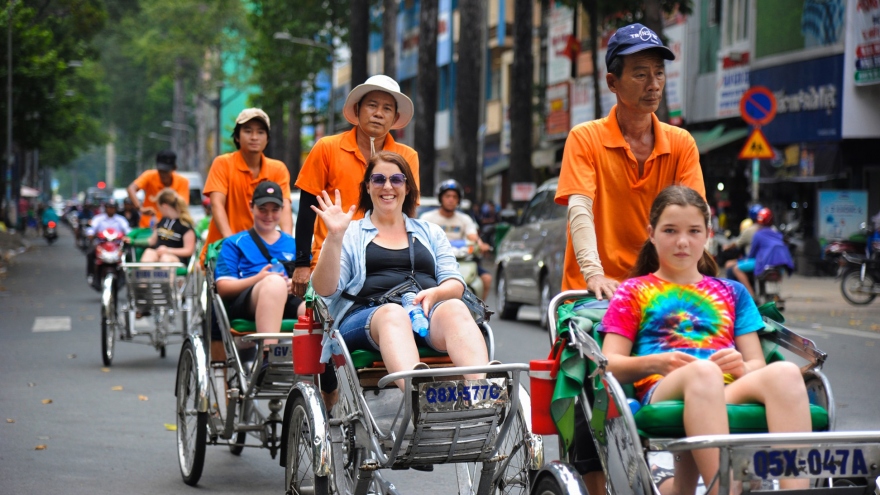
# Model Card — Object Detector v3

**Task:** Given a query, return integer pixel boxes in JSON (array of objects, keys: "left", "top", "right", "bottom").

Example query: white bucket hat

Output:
[{"left": 343, "top": 75, "right": 414, "bottom": 130}]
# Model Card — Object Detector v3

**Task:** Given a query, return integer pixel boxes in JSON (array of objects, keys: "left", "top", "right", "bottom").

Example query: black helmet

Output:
[
  {"left": 104, "top": 199, "right": 120, "bottom": 210},
  {"left": 436, "top": 179, "right": 463, "bottom": 200}
]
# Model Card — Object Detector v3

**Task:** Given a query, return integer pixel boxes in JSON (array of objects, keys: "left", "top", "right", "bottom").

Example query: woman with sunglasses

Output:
[{"left": 311, "top": 151, "right": 489, "bottom": 389}]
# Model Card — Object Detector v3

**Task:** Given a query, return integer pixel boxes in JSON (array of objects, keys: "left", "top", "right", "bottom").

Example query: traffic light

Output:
[{"left": 97, "top": 181, "right": 106, "bottom": 189}]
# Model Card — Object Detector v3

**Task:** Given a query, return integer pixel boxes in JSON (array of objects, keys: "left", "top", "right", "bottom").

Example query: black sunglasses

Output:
[{"left": 369, "top": 173, "right": 407, "bottom": 187}]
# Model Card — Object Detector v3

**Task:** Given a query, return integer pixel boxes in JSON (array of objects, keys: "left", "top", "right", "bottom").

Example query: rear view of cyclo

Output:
[{"left": 280, "top": 294, "right": 544, "bottom": 495}]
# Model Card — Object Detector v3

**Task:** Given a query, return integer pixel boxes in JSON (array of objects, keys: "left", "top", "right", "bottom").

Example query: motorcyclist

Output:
[
  {"left": 85, "top": 200, "right": 131, "bottom": 288},
  {"left": 419, "top": 179, "right": 492, "bottom": 300},
  {"left": 41, "top": 205, "right": 59, "bottom": 228},
  {"left": 729, "top": 207, "right": 795, "bottom": 298}
]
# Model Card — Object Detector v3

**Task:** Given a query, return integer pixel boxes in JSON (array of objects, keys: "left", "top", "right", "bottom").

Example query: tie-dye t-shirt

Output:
[{"left": 601, "top": 273, "right": 763, "bottom": 400}]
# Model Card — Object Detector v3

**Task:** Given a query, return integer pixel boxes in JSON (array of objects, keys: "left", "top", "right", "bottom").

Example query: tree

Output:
[
  {"left": 453, "top": 0, "right": 481, "bottom": 201},
  {"left": 509, "top": 0, "right": 535, "bottom": 193},
  {"left": 415, "top": 0, "right": 438, "bottom": 196},
  {"left": 349, "top": 0, "right": 369, "bottom": 87}
]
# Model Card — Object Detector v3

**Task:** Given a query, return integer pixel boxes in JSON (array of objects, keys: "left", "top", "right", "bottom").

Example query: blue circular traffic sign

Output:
[{"left": 740, "top": 86, "right": 777, "bottom": 126}]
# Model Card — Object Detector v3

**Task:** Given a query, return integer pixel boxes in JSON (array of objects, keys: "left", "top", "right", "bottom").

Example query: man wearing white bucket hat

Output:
[{"left": 292, "top": 74, "right": 420, "bottom": 297}]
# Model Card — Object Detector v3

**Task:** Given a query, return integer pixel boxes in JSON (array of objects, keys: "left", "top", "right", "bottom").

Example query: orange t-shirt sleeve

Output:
[
  {"left": 133, "top": 170, "right": 155, "bottom": 190},
  {"left": 203, "top": 155, "right": 230, "bottom": 197},
  {"left": 295, "top": 139, "right": 329, "bottom": 197},
  {"left": 175, "top": 176, "right": 190, "bottom": 204},
  {"left": 556, "top": 129, "right": 597, "bottom": 205},
  {"left": 269, "top": 161, "right": 291, "bottom": 194},
  {"left": 675, "top": 134, "right": 705, "bottom": 199}
]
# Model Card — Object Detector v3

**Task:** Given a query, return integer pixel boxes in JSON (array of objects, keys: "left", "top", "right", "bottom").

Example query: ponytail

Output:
[
  {"left": 629, "top": 240, "right": 659, "bottom": 278},
  {"left": 697, "top": 250, "right": 719, "bottom": 277}
]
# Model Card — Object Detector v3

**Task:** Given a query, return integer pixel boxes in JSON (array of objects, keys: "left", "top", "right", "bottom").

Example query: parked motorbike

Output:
[
  {"left": 824, "top": 226, "right": 870, "bottom": 276},
  {"left": 91, "top": 228, "right": 125, "bottom": 294},
  {"left": 449, "top": 239, "right": 484, "bottom": 299},
  {"left": 839, "top": 252, "right": 880, "bottom": 306},
  {"left": 43, "top": 221, "right": 58, "bottom": 245}
]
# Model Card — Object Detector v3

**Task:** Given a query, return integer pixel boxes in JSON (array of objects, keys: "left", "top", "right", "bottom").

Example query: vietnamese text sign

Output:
[
  {"left": 547, "top": 5, "right": 574, "bottom": 85},
  {"left": 854, "top": 0, "right": 880, "bottom": 85},
  {"left": 818, "top": 190, "right": 868, "bottom": 245}
]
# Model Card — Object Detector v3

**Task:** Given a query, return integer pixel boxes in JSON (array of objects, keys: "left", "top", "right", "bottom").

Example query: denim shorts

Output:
[
  {"left": 641, "top": 380, "right": 663, "bottom": 406},
  {"left": 337, "top": 303, "right": 444, "bottom": 353}
]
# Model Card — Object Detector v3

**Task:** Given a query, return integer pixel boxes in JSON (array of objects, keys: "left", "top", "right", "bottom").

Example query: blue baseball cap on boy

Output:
[{"left": 605, "top": 23, "right": 675, "bottom": 69}]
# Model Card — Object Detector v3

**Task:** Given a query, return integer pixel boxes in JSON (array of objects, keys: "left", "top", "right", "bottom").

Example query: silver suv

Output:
[{"left": 495, "top": 178, "right": 567, "bottom": 328}]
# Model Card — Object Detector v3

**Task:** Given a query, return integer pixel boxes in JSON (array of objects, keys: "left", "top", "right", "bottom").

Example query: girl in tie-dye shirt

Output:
[{"left": 600, "top": 186, "right": 811, "bottom": 495}]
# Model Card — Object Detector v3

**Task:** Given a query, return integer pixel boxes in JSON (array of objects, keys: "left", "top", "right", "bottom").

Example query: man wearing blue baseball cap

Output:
[{"left": 554, "top": 23, "right": 705, "bottom": 494}]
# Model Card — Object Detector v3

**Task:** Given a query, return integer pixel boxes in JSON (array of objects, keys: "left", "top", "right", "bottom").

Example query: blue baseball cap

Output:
[{"left": 605, "top": 23, "right": 675, "bottom": 70}]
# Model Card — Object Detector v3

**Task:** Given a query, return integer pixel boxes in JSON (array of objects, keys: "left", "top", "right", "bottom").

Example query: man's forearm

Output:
[
  {"left": 295, "top": 192, "right": 319, "bottom": 266},
  {"left": 568, "top": 194, "right": 604, "bottom": 281}
]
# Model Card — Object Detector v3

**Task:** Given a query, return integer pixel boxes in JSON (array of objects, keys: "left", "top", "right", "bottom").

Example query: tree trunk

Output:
[
  {"left": 172, "top": 59, "right": 185, "bottom": 165},
  {"left": 509, "top": 0, "right": 535, "bottom": 193},
  {"left": 641, "top": 0, "right": 669, "bottom": 122},
  {"left": 454, "top": 0, "right": 482, "bottom": 201},
  {"left": 350, "top": 0, "right": 370, "bottom": 87},
  {"left": 415, "top": 0, "right": 438, "bottom": 196},
  {"left": 383, "top": 0, "right": 397, "bottom": 79},
  {"left": 288, "top": 92, "right": 302, "bottom": 179},
  {"left": 267, "top": 101, "right": 286, "bottom": 161}
]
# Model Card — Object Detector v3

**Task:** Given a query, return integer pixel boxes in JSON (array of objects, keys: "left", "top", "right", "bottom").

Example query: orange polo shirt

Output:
[
  {"left": 295, "top": 127, "right": 419, "bottom": 266},
  {"left": 133, "top": 170, "right": 190, "bottom": 228},
  {"left": 555, "top": 105, "right": 705, "bottom": 289},
  {"left": 199, "top": 151, "right": 290, "bottom": 264}
]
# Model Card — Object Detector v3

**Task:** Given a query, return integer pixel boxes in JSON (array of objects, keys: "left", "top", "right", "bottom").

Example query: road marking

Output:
[
  {"left": 32, "top": 317, "right": 71, "bottom": 332},
  {"left": 792, "top": 325, "right": 880, "bottom": 340}
]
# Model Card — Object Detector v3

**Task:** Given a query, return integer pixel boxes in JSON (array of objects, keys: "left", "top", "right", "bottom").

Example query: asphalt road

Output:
[{"left": 1, "top": 227, "right": 878, "bottom": 494}]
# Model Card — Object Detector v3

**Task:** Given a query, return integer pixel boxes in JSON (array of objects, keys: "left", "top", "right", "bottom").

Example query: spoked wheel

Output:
[
  {"left": 538, "top": 277, "right": 552, "bottom": 329},
  {"left": 497, "top": 269, "right": 520, "bottom": 320},
  {"left": 285, "top": 395, "right": 329, "bottom": 495},
  {"left": 487, "top": 386, "right": 538, "bottom": 495},
  {"left": 841, "top": 269, "right": 877, "bottom": 305},
  {"left": 101, "top": 275, "right": 117, "bottom": 366},
  {"left": 531, "top": 463, "right": 588, "bottom": 495},
  {"left": 176, "top": 341, "right": 207, "bottom": 486}
]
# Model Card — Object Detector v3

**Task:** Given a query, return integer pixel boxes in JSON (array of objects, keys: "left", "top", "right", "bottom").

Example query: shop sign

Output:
[
  {"left": 664, "top": 19, "right": 687, "bottom": 125},
  {"left": 437, "top": 0, "right": 452, "bottom": 66},
  {"left": 854, "top": 0, "right": 880, "bottom": 85},
  {"left": 547, "top": 5, "right": 574, "bottom": 85},
  {"left": 716, "top": 49, "right": 750, "bottom": 118},
  {"left": 750, "top": 54, "right": 843, "bottom": 143},
  {"left": 545, "top": 82, "right": 570, "bottom": 140},
  {"left": 570, "top": 77, "right": 595, "bottom": 126},
  {"left": 817, "top": 190, "right": 868, "bottom": 245}
]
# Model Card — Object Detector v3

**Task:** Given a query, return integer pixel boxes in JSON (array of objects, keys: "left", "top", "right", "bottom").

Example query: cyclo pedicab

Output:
[
  {"left": 526, "top": 290, "right": 880, "bottom": 495},
  {"left": 174, "top": 238, "right": 545, "bottom": 493},
  {"left": 99, "top": 226, "right": 202, "bottom": 366}
]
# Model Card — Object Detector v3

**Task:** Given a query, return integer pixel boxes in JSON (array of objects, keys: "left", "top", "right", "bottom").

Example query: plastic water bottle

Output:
[
  {"left": 401, "top": 292, "right": 429, "bottom": 337},
  {"left": 269, "top": 258, "right": 286, "bottom": 275}
]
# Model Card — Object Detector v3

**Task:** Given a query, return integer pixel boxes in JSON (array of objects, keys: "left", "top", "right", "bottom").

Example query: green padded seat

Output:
[
  {"left": 176, "top": 267, "right": 188, "bottom": 276},
  {"left": 634, "top": 401, "right": 829, "bottom": 438},
  {"left": 350, "top": 347, "right": 447, "bottom": 369},
  {"left": 230, "top": 319, "right": 298, "bottom": 333},
  {"left": 127, "top": 227, "right": 190, "bottom": 275}
]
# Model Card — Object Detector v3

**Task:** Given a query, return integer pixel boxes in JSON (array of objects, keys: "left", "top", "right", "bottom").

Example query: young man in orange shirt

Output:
[
  {"left": 553, "top": 23, "right": 705, "bottom": 493},
  {"left": 291, "top": 75, "right": 419, "bottom": 296},
  {"left": 200, "top": 108, "right": 292, "bottom": 265},
  {"left": 127, "top": 150, "right": 190, "bottom": 228}
]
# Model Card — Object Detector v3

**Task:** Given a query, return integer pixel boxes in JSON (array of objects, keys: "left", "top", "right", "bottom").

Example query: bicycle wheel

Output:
[
  {"left": 285, "top": 395, "right": 329, "bottom": 495},
  {"left": 176, "top": 341, "right": 207, "bottom": 486},
  {"left": 489, "top": 386, "right": 539, "bottom": 495}
]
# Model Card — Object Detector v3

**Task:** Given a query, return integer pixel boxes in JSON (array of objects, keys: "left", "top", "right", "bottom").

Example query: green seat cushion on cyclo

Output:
[
  {"left": 230, "top": 319, "right": 298, "bottom": 333},
  {"left": 127, "top": 227, "right": 188, "bottom": 276},
  {"left": 634, "top": 402, "right": 829, "bottom": 438},
  {"left": 350, "top": 347, "right": 447, "bottom": 369}
]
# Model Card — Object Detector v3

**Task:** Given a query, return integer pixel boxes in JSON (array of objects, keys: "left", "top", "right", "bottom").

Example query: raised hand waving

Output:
[{"left": 311, "top": 189, "right": 356, "bottom": 237}]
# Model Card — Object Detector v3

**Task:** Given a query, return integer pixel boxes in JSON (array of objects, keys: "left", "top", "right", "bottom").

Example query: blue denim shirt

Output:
[{"left": 315, "top": 211, "right": 465, "bottom": 327}]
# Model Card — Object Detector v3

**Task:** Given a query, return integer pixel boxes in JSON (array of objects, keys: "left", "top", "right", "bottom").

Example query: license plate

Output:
[
  {"left": 268, "top": 343, "right": 292, "bottom": 363},
  {"left": 733, "top": 445, "right": 880, "bottom": 480},
  {"left": 763, "top": 281, "right": 779, "bottom": 294},
  {"left": 134, "top": 269, "right": 170, "bottom": 281},
  {"left": 417, "top": 377, "right": 508, "bottom": 413}
]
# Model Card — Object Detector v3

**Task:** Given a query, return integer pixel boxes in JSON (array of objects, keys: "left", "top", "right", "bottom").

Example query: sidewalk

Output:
[
  {"left": 0, "top": 230, "right": 28, "bottom": 277},
  {"left": 781, "top": 274, "right": 880, "bottom": 333}
]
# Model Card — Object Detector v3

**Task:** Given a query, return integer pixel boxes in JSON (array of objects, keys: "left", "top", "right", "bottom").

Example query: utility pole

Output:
[{"left": 5, "top": 0, "right": 14, "bottom": 224}]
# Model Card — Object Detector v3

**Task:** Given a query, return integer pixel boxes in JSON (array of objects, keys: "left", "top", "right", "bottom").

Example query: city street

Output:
[{"left": 1, "top": 227, "right": 879, "bottom": 494}]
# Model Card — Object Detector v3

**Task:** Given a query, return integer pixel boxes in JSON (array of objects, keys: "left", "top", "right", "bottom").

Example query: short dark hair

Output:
[
  {"left": 231, "top": 120, "right": 271, "bottom": 150},
  {"left": 357, "top": 151, "right": 419, "bottom": 217},
  {"left": 156, "top": 149, "right": 177, "bottom": 166}
]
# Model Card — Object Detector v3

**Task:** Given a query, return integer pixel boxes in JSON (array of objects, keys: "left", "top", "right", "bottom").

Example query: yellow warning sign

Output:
[{"left": 738, "top": 128, "right": 775, "bottom": 160}]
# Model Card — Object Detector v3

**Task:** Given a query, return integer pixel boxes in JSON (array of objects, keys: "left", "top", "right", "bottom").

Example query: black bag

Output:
[{"left": 247, "top": 228, "right": 296, "bottom": 277}]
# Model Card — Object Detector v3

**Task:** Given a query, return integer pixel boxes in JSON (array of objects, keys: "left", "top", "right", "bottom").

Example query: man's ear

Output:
[
  {"left": 606, "top": 73, "right": 618, "bottom": 94},
  {"left": 392, "top": 112, "right": 400, "bottom": 125}
]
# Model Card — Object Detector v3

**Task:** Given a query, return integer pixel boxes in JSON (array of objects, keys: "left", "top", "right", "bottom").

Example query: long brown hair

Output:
[
  {"left": 630, "top": 185, "right": 718, "bottom": 278},
  {"left": 357, "top": 150, "right": 419, "bottom": 218},
  {"left": 157, "top": 188, "right": 194, "bottom": 229}
]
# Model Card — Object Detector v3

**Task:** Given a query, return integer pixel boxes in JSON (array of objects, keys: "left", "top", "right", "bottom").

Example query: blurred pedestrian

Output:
[
  {"left": 291, "top": 74, "right": 419, "bottom": 297},
  {"left": 553, "top": 23, "right": 705, "bottom": 493}
]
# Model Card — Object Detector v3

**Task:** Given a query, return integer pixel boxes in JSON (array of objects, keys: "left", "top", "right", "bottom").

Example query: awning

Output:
[{"left": 690, "top": 125, "right": 749, "bottom": 155}]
